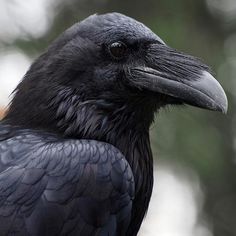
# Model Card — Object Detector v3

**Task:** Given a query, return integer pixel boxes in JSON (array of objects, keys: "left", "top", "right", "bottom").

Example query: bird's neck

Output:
[
  {"left": 7, "top": 85, "right": 155, "bottom": 172},
  {"left": 52, "top": 88, "right": 155, "bottom": 180},
  {"left": 51, "top": 88, "right": 155, "bottom": 233},
  {"left": 62, "top": 96, "right": 155, "bottom": 234},
  {"left": 6, "top": 85, "right": 154, "bottom": 233}
]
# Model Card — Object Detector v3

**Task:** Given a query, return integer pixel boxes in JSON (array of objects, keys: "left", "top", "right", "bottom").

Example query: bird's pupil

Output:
[{"left": 109, "top": 42, "right": 127, "bottom": 59}]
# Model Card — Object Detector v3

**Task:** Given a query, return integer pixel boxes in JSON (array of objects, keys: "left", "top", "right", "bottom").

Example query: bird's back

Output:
[{"left": 0, "top": 123, "right": 135, "bottom": 236}]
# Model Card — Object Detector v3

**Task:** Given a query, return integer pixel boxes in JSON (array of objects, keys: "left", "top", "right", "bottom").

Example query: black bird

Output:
[{"left": 0, "top": 13, "right": 227, "bottom": 236}]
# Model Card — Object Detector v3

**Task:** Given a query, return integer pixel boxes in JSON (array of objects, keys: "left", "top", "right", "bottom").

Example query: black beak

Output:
[{"left": 130, "top": 44, "right": 228, "bottom": 113}]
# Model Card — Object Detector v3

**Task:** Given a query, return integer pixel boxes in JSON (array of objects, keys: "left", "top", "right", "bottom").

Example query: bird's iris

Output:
[{"left": 109, "top": 41, "right": 127, "bottom": 59}]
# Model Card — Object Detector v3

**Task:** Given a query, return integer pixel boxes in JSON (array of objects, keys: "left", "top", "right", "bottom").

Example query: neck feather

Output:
[{"left": 5, "top": 85, "right": 155, "bottom": 234}]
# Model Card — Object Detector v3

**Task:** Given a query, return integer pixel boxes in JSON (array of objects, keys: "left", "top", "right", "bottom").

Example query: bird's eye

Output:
[{"left": 109, "top": 42, "right": 127, "bottom": 59}]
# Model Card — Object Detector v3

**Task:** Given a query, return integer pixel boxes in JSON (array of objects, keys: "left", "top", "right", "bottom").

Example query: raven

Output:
[{"left": 0, "top": 13, "right": 227, "bottom": 236}]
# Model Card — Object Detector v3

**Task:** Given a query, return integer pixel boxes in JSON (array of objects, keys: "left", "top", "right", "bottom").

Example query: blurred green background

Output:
[{"left": 0, "top": 0, "right": 235, "bottom": 235}]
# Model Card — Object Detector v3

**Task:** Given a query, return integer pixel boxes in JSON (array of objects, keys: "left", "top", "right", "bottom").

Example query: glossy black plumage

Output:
[
  {"left": 0, "top": 125, "right": 134, "bottom": 235},
  {"left": 0, "top": 12, "right": 227, "bottom": 236}
]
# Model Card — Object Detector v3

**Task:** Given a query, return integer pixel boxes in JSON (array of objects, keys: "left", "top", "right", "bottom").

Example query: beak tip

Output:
[
  {"left": 217, "top": 103, "right": 228, "bottom": 114},
  {"left": 219, "top": 95, "right": 228, "bottom": 114},
  {"left": 200, "top": 71, "right": 228, "bottom": 114}
]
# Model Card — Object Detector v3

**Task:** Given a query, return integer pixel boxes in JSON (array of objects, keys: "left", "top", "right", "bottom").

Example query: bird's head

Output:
[{"left": 6, "top": 13, "right": 228, "bottom": 137}]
